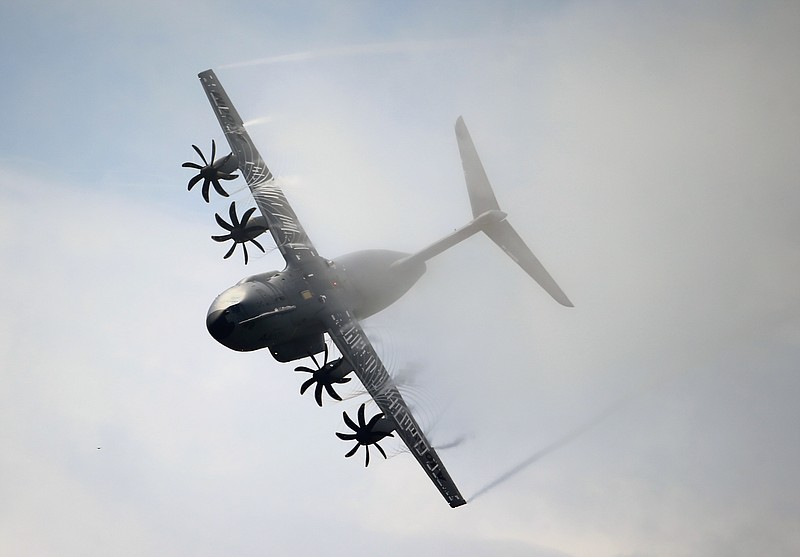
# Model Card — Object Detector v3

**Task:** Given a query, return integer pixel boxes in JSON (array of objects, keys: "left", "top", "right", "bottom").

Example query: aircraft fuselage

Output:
[{"left": 206, "top": 249, "right": 426, "bottom": 362}]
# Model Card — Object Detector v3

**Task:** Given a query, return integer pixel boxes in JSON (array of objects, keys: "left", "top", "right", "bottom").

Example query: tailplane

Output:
[{"left": 455, "top": 117, "right": 573, "bottom": 307}]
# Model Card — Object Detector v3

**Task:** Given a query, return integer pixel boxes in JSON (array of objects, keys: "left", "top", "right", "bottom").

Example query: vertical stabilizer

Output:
[
  {"left": 455, "top": 117, "right": 573, "bottom": 307},
  {"left": 455, "top": 116, "right": 500, "bottom": 217}
]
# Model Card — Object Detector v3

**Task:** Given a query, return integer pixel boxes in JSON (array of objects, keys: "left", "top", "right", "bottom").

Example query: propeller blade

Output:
[
  {"left": 211, "top": 179, "right": 230, "bottom": 198},
  {"left": 314, "top": 382, "right": 324, "bottom": 407},
  {"left": 300, "top": 377, "right": 315, "bottom": 395},
  {"left": 228, "top": 202, "right": 241, "bottom": 226},
  {"left": 250, "top": 237, "right": 266, "bottom": 253},
  {"left": 357, "top": 403, "right": 367, "bottom": 428},
  {"left": 324, "top": 383, "right": 343, "bottom": 402},
  {"left": 215, "top": 213, "right": 234, "bottom": 231},
  {"left": 192, "top": 144, "right": 207, "bottom": 165},
  {"left": 343, "top": 411, "right": 358, "bottom": 432},
  {"left": 187, "top": 174, "right": 203, "bottom": 191},
  {"left": 240, "top": 206, "right": 257, "bottom": 226}
]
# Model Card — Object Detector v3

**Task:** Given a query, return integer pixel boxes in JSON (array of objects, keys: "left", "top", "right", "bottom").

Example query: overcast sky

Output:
[{"left": 2, "top": 2, "right": 799, "bottom": 556}]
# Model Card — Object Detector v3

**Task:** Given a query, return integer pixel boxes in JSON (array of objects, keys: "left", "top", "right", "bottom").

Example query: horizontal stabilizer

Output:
[{"left": 484, "top": 220, "right": 573, "bottom": 307}]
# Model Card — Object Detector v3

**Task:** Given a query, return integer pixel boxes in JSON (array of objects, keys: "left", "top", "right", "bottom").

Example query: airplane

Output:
[{"left": 183, "top": 69, "right": 573, "bottom": 508}]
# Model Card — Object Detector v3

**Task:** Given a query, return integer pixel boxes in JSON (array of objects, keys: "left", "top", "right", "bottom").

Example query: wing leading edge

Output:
[
  {"left": 197, "top": 69, "right": 466, "bottom": 507},
  {"left": 197, "top": 69, "right": 317, "bottom": 264},
  {"left": 323, "top": 309, "right": 467, "bottom": 508}
]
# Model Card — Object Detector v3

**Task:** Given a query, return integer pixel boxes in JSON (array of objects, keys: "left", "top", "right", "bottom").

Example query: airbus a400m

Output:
[{"left": 183, "top": 70, "right": 572, "bottom": 507}]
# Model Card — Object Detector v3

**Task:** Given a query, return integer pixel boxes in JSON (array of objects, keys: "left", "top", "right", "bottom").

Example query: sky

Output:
[{"left": 1, "top": 1, "right": 799, "bottom": 556}]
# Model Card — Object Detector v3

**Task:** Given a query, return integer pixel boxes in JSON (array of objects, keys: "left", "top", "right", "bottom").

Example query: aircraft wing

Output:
[
  {"left": 197, "top": 69, "right": 318, "bottom": 264},
  {"left": 323, "top": 309, "right": 467, "bottom": 508}
]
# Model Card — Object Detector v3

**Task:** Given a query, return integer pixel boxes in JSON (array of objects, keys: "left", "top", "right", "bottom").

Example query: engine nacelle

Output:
[{"left": 218, "top": 152, "right": 239, "bottom": 174}]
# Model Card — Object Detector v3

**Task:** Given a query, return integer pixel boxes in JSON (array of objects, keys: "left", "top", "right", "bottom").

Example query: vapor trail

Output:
[
  {"left": 468, "top": 402, "right": 622, "bottom": 502},
  {"left": 241, "top": 116, "right": 273, "bottom": 127},
  {"left": 468, "top": 371, "right": 676, "bottom": 502},
  {"left": 219, "top": 39, "right": 469, "bottom": 70},
  {"left": 435, "top": 436, "right": 468, "bottom": 451}
]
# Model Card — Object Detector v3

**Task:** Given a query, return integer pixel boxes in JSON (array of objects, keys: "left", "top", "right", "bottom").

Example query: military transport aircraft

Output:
[{"left": 183, "top": 70, "right": 573, "bottom": 508}]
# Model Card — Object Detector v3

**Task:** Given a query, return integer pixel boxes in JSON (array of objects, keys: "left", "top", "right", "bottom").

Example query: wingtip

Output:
[
  {"left": 549, "top": 287, "right": 574, "bottom": 308},
  {"left": 555, "top": 291, "right": 574, "bottom": 307}
]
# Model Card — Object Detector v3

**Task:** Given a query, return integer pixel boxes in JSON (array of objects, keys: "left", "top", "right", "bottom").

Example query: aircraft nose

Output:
[{"left": 206, "top": 305, "right": 238, "bottom": 342}]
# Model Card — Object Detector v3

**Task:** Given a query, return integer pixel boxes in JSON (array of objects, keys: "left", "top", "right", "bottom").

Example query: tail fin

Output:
[
  {"left": 455, "top": 117, "right": 573, "bottom": 307},
  {"left": 455, "top": 116, "right": 500, "bottom": 217}
]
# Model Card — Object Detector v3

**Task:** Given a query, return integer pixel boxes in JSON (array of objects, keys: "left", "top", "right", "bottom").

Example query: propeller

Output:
[
  {"left": 182, "top": 140, "right": 239, "bottom": 202},
  {"left": 212, "top": 201, "right": 268, "bottom": 264},
  {"left": 295, "top": 344, "right": 354, "bottom": 406},
  {"left": 336, "top": 403, "right": 395, "bottom": 467}
]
